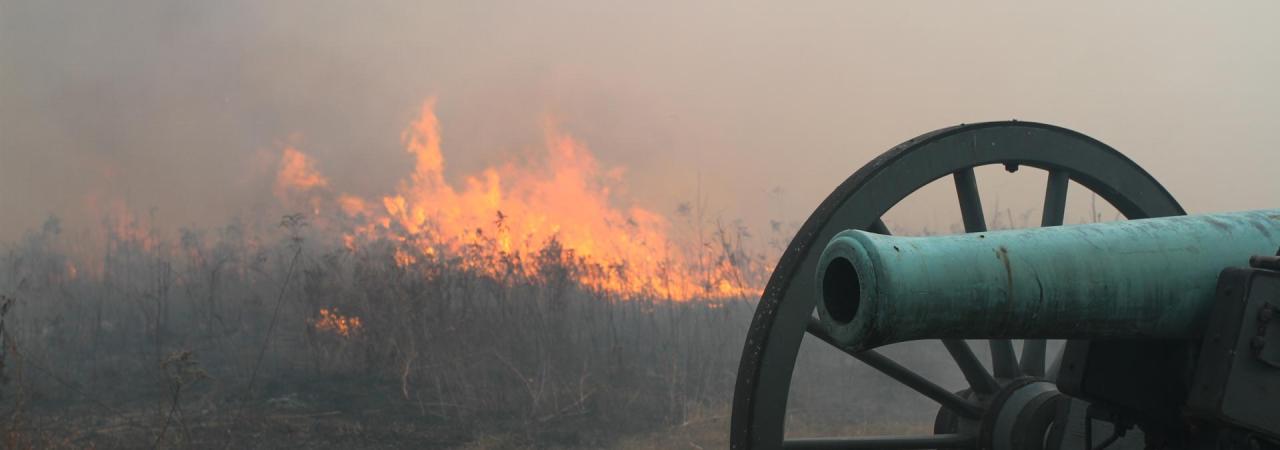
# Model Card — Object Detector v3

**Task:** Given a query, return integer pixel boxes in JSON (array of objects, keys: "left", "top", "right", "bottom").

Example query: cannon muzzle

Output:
[{"left": 816, "top": 209, "right": 1280, "bottom": 351}]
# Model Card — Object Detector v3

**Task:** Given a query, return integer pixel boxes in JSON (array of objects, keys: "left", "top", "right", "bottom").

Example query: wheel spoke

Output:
[
  {"left": 1020, "top": 340, "right": 1047, "bottom": 377},
  {"left": 1022, "top": 170, "right": 1069, "bottom": 377},
  {"left": 806, "top": 318, "right": 983, "bottom": 419},
  {"left": 953, "top": 168, "right": 1023, "bottom": 379},
  {"left": 952, "top": 168, "right": 987, "bottom": 233},
  {"left": 1041, "top": 170, "right": 1069, "bottom": 227},
  {"left": 784, "top": 433, "right": 975, "bottom": 449},
  {"left": 989, "top": 339, "right": 1020, "bottom": 378},
  {"left": 942, "top": 339, "right": 999, "bottom": 395},
  {"left": 868, "top": 218, "right": 891, "bottom": 235}
]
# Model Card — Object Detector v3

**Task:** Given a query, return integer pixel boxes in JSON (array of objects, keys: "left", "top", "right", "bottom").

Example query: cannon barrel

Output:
[{"left": 815, "top": 209, "right": 1280, "bottom": 351}]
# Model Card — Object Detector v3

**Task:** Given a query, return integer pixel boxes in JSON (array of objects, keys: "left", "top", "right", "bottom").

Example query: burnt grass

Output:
[{"left": 0, "top": 217, "right": 953, "bottom": 448}]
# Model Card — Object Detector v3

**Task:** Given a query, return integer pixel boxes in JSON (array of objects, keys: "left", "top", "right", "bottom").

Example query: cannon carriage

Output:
[{"left": 730, "top": 122, "right": 1280, "bottom": 449}]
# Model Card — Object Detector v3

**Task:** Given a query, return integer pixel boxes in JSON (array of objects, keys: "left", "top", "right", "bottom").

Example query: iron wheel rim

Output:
[{"left": 730, "top": 121, "right": 1185, "bottom": 449}]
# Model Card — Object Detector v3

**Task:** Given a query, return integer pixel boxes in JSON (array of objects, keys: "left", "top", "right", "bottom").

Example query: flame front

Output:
[{"left": 277, "top": 98, "right": 762, "bottom": 301}]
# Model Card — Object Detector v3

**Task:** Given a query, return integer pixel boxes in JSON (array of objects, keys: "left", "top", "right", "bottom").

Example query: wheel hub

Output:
[{"left": 935, "top": 378, "right": 1067, "bottom": 450}]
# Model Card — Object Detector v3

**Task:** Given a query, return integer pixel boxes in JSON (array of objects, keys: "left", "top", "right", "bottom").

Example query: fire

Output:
[
  {"left": 311, "top": 308, "right": 363, "bottom": 337},
  {"left": 275, "top": 146, "right": 331, "bottom": 216},
  {"left": 276, "top": 98, "right": 762, "bottom": 300},
  {"left": 275, "top": 146, "right": 329, "bottom": 196}
]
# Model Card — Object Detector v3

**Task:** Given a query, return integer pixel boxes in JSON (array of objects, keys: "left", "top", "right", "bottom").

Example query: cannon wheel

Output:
[{"left": 730, "top": 122, "right": 1186, "bottom": 449}]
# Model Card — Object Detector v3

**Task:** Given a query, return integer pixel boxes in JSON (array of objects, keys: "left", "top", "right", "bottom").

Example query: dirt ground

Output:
[{"left": 5, "top": 402, "right": 927, "bottom": 449}]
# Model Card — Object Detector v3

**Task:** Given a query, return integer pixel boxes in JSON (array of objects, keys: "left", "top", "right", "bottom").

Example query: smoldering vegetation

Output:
[{"left": 0, "top": 212, "right": 971, "bottom": 448}]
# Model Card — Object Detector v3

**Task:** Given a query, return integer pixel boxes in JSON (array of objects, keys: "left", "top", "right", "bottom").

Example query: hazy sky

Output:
[{"left": 3, "top": 1, "right": 1278, "bottom": 242}]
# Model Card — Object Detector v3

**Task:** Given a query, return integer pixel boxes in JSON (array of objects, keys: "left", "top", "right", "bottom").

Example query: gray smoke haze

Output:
[{"left": 3, "top": 1, "right": 1278, "bottom": 242}]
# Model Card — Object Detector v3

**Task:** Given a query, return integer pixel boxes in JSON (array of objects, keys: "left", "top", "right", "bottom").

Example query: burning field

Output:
[
  {"left": 0, "top": 97, "right": 762, "bottom": 447},
  {"left": 0, "top": 95, "right": 787, "bottom": 447},
  {"left": 0, "top": 94, "right": 956, "bottom": 448}
]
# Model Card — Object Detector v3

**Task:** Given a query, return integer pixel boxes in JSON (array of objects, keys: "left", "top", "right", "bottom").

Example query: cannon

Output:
[{"left": 731, "top": 122, "right": 1280, "bottom": 449}]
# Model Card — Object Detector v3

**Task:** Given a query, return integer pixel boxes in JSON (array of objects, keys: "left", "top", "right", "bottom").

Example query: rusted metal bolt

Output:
[
  {"left": 1261, "top": 305, "right": 1275, "bottom": 322},
  {"left": 1251, "top": 336, "right": 1267, "bottom": 351}
]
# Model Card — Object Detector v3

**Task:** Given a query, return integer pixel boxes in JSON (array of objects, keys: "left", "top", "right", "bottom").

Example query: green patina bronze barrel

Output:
[{"left": 816, "top": 209, "right": 1280, "bottom": 351}]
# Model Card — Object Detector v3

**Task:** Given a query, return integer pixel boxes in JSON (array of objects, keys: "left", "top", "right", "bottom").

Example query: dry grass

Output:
[{"left": 0, "top": 213, "right": 950, "bottom": 448}]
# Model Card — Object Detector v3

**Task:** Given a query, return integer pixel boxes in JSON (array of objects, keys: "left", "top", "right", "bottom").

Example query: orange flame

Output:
[
  {"left": 311, "top": 308, "right": 363, "bottom": 338},
  {"left": 275, "top": 146, "right": 330, "bottom": 196},
  {"left": 274, "top": 146, "right": 331, "bottom": 216},
  {"left": 276, "top": 98, "right": 762, "bottom": 300}
]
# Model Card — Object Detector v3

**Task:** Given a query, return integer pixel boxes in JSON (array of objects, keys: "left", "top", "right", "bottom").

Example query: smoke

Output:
[
  {"left": 3, "top": 0, "right": 1279, "bottom": 242},
  {"left": 2, "top": 3, "right": 1277, "bottom": 445}
]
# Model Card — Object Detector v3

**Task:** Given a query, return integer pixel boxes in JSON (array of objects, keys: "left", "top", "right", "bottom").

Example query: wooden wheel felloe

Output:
[{"left": 730, "top": 122, "right": 1184, "bottom": 449}]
